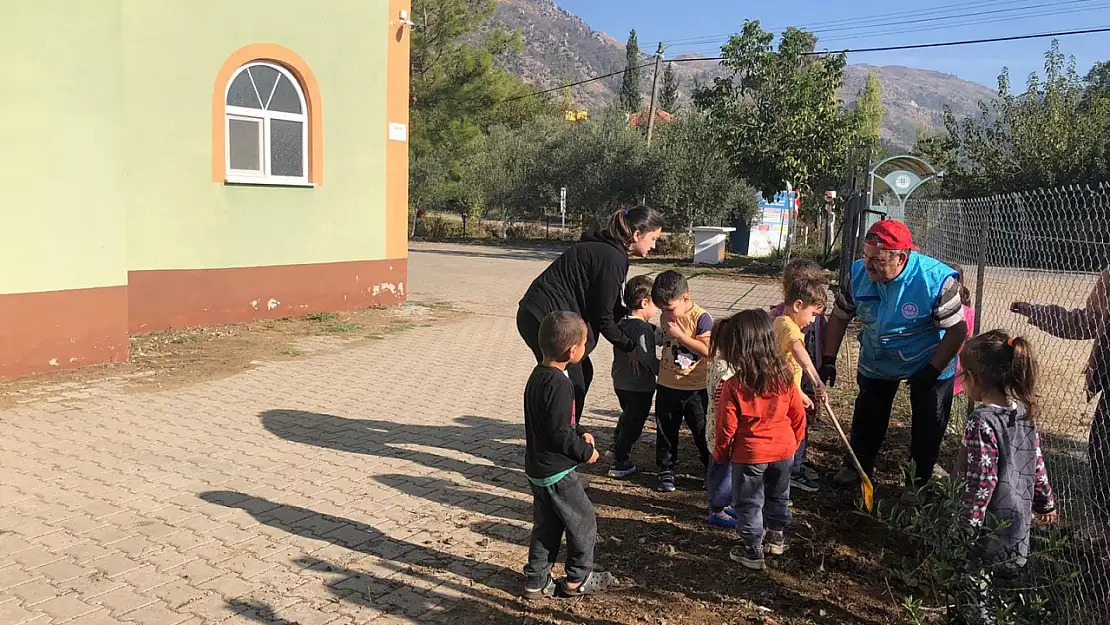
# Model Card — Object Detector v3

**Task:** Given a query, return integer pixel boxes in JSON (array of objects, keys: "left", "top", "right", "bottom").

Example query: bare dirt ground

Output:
[
  {"left": 435, "top": 376, "right": 927, "bottom": 625},
  {"left": 0, "top": 303, "right": 449, "bottom": 409}
]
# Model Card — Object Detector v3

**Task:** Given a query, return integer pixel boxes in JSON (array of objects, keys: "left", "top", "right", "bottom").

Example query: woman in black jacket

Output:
[{"left": 517, "top": 206, "right": 665, "bottom": 422}]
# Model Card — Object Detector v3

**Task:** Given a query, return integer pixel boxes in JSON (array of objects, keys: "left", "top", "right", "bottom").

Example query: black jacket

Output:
[
  {"left": 519, "top": 229, "right": 634, "bottom": 353},
  {"left": 524, "top": 365, "right": 595, "bottom": 479}
]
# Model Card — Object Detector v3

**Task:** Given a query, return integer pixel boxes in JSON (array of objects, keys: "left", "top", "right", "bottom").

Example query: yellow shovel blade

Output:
[{"left": 860, "top": 474, "right": 875, "bottom": 512}]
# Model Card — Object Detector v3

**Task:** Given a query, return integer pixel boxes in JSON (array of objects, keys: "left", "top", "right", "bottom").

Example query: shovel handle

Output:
[{"left": 822, "top": 401, "right": 869, "bottom": 482}]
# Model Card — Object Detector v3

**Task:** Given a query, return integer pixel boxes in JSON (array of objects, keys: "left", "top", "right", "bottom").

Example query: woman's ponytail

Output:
[{"left": 605, "top": 205, "right": 665, "bottom": 247}]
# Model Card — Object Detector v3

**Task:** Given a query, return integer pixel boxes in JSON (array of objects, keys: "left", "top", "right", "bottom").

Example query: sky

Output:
[{"left": 554, "top": 0, "right": 1109, "bottom": 88}]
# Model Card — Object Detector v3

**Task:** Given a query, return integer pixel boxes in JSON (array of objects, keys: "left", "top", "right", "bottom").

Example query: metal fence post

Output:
[{"left": 973, "top": 199, "right": 989, "bottom": 338}]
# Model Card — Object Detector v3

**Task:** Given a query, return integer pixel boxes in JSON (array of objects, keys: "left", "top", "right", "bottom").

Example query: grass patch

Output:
[
  {"left": 318, "top": 321, "right": 361, "bottom": 334},
  {"left": 305, "top": 312, "right": 340, "bottom": 322}
]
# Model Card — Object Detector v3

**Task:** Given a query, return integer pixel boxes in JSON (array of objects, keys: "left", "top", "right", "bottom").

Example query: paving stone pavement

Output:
[{"left": 0, "top": 242, "right": 780, "bottom": 625}]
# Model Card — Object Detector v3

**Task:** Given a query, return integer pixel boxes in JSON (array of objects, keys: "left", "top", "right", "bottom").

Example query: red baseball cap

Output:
[{"left": 865, "top": 220, "right": 917, "bottom": 251}]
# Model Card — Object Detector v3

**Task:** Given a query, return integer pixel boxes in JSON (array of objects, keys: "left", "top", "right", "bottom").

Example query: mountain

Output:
[{"left": 490, "top": 0, "right": 998, "bottom": 148}]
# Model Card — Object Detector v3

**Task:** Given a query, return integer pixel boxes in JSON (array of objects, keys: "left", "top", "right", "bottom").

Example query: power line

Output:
[
  {"left": 664, "top": 0, "right": 1106, "bottom": 52},
  {"left": 501, "top": 25, "right": 1110, "bottom": 104},
  {"left": 820, "top": 2, "right": 1110, "bottom": 45},
  {"left": 499, "top": 61, "right": 656, "bottom": 103},
  {"left": 660, "top": 0, "right": 1071, "bottom": 46}
]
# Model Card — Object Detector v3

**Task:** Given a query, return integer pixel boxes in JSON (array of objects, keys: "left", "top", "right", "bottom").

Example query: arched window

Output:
[{"left": 224, "top": 61, "right": 309, "bottom": 185}]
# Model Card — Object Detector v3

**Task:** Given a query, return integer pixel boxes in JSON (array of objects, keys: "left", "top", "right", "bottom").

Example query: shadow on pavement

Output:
[{"left": 412, "top": 244, "right": 564, "bottom": 263}]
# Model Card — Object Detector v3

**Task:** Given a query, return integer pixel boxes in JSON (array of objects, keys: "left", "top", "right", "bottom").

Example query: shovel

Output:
[{"left": 821, "top": 400, "right": 874, "bottom": 512}]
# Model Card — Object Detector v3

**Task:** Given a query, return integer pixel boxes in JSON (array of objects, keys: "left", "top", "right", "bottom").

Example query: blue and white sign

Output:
[{"left": 745, "top": 191, "right": 796, "bottom": 258}]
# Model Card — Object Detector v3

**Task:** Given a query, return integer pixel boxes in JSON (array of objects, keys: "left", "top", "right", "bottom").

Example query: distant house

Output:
[
  {"left": 0, "top": 1, "right": 412, "bottom": 378},
  {"left": 629, "top": 109, "right": 675, "bottom": 129}
]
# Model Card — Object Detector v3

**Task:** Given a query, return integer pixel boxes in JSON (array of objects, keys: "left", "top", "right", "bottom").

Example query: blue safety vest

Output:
[{"left": 850, "top": 252, "right": 958, "bottom": 381}]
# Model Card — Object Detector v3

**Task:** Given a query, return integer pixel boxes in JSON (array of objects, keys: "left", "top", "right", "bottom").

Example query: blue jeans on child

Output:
[
  {"left": 705, "top": 460, "right": 732, "bottom": 510},
  {"left": 732, "top": 458, "right": 793, "bottom": 545}
]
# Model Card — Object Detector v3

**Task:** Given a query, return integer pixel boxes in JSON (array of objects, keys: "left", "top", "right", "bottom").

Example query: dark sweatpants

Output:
[
  {"left": 732, "top": 458, "right": 793, "bottom": 546},
  {"left": 524, "top": 471, "right": 597, "bottom": 588},
  {"left": 655, "top": 386, "right": 711, "bottom": 472},
  {"left": 612, "top": 389, "right": 655, "bottom": 463},
  {"left": 847, "top": 372, "right": 954, "bottom": 487},
  {"left": 517, "top": 307, "right": 593, "bottom": 423}
]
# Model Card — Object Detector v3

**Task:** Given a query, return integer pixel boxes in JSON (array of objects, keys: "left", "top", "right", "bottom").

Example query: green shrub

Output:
[
  {"left": 505, "top": 222, "right": 542, "bottom": 239},
  {"left": 874, "top": 463, "right": 1078, "bottom": 624},
  {"left": 481, "top": 222, "right": 507, "bottom": 240},
  {"left": 418, "top": 214, "right": 462, "bottom": 240},
  {"left": 654, "top": 232, "right": 693, "bottom": 257}
]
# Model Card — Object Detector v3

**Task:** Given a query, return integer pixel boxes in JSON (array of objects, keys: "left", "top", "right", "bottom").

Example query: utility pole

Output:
[
  {"left": 782, "top": 181, "right": 795, "bottom": 269},
  {"left": 645, "top": 41, "right": 664, "bottom": 146}
]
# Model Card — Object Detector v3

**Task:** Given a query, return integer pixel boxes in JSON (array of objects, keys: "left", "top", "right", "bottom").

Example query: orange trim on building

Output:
[
  {"left": 212, "top": 43, "right": 324, "bottom": 185},
  {"left": 385, "top": 0, "right": 411, "bottom": 260},
  {"left": 0, "top": 286, "right": 129, "bottom": 379},
  {"left": 127, "top": 259, "right": 406, "bottom": 333}
]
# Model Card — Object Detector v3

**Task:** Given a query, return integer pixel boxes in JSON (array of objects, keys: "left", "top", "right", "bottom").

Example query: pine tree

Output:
[
  {"left": 856, "top": 72, "right": 883, "bottom": 147},
  {"left": 619, "top": 29, "right": 643, "bottom": 112},
  {"left": 660, "top": 62, "right": 679, "bottom": 113}
]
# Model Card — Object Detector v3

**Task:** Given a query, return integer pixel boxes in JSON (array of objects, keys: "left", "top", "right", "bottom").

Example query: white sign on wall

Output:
[{"left": 388, "top": 122, "right": 408, "bottom": 142}]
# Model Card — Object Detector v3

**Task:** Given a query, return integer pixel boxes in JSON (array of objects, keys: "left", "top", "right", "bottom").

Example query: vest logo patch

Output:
[{"left": 901, "top": 302, "right": 920, "bottom": 319}]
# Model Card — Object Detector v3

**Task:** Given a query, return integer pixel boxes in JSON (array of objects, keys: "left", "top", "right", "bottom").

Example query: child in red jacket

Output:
[{"left": 713, "top": 309, "right": 807, "bottom": 570}]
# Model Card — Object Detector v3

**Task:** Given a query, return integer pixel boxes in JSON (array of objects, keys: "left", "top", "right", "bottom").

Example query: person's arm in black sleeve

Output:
[
  {"left": 544, "top": 380, "right": 595, "bottom": 463},
  {"left": 587, "top": 265, "right": 635, "bottom": 352}
]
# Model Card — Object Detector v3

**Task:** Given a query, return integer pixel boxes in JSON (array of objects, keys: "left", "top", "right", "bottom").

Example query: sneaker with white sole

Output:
[
  {"left": 607, "top": 461, "right": 637, "bottom": 478},
  {"left": 790, "top": 473, "right": 821, "bottom": 493},
  {"left": 657, "top": 471, "right": 676, "bottom": 493},
  {"left": 765, "top": 530, "right": 788, "bottom": 556},
  {"left": 799, "top": 463, "right": 821, "bottom": 481},
  {"left": 729, "top": 543, "right": 765, "bottom": 570}
]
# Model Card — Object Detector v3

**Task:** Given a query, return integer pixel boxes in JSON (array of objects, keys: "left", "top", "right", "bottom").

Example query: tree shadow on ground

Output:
[
  {"left": 198, "top": 490, "right": 623, "bottom": 624},
  {"left": 261, "top": 410, "right": 523, "bottom": 481}
]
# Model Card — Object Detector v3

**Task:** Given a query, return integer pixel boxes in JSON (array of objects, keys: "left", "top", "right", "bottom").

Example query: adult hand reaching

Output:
[
  {"left": 629, "top": 353, "right": 642, "bottom": 377},
  {"left": 818, "top": 362, "right": 837, "bottom": 387}
]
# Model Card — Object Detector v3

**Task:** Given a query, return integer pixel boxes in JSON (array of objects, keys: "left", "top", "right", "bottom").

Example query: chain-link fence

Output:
[{"left": 899, "top": 184, "right": 1110, "bottom": 623}]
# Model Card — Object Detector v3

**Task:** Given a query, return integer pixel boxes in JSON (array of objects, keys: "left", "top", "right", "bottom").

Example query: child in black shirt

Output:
[{"left": 523, "top": 311, "right": 614, "bottom": 599}]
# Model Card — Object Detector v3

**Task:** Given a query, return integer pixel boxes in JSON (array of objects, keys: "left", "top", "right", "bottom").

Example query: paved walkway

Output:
[{"left": 0, "top": 242, "right": 779, "bottom": 625}]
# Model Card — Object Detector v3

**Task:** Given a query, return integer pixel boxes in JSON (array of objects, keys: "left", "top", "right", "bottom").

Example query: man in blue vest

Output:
[{"left": 820, "top": 220, "right": 967, "bottom": 498}]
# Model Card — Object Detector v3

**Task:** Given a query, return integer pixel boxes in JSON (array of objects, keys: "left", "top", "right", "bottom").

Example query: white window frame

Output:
[{"left": 224, "top": 61, "right": 312, "bottom": 187}]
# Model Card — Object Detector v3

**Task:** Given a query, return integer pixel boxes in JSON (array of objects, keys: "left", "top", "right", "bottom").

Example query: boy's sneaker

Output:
[
  {"left": 765, "top": 530, "right": 788, "bottom": 556},
  {"left": 833, "top": 467, "right": 861, "bottom": 486},
  {"left": 729, "top": 543, "right": 765, "bottom": 570},
  {"left": 522, "top": 575, "right": 556, "bottom": 600},
  {"left": 799, "top": 462, "right": 821, "bottom": 481},
  {"left": 607, "top": 461, "right": 638, "bottom": 478},
  {"left": 790, "top": 473, "right": 821, "bottom": 493},
  {"left": 657, "top": 471, "right": 676, "bottom": 493},
  {"left": 724, "top": 506, "right": 737, "bottom": 518},
  {"left": 557, "top": 570, "right": 614, "bottom": 597},
  {"left": 707, "top": 509, "right": 737, "bottom": 529}
]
